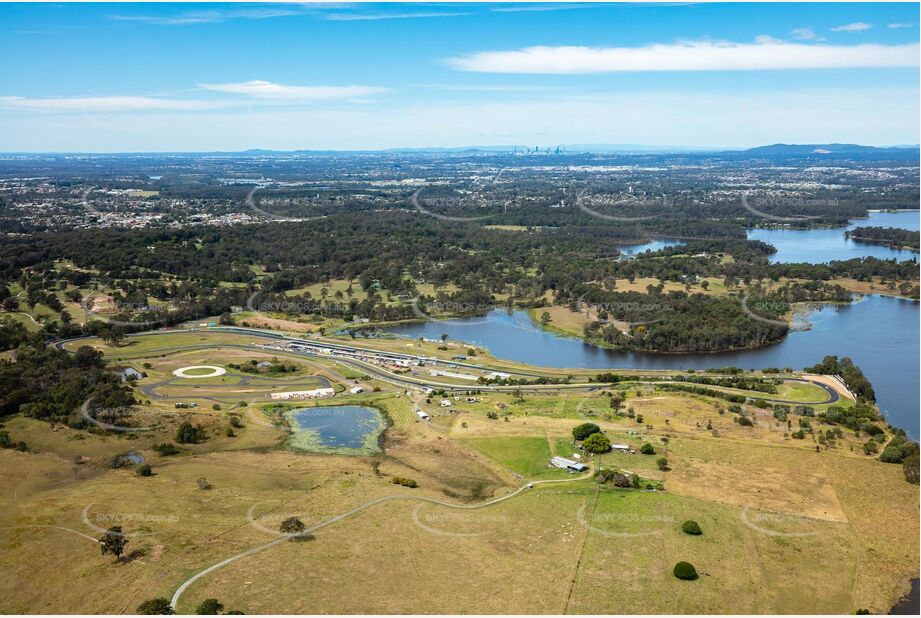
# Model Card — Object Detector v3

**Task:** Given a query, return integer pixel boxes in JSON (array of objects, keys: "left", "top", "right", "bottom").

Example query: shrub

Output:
[
  {"left": 154, "top": 442, "right": 180, "bottom": 456},
  {"left": 656, "top": 457, "right": 669, "bottom": 471},
  {"left": 137, "top": 598, "right": 174, "bottom": 615},
  {"left": 673, "top": 561, "right": 698, "bottom": 580},
  {"left": 225, "top": 427, "right": 235, "bottom": 437},
  {"left": 279, "top": 517, "right": 305, "bottom": 535},
  {"left": 392, "top": 477, "right": 418, "bottom": 488},
  {"left": 640, "top": 443, "right": 655, "bottom": 455},
  {"left": 903, "top": 453, "right": 920, "bottom": 485},
  {"left": 136, "top": 464, "right": 152, "bottom": 477},
  {"left": 738, "top": 416, "right": 753, "bottom": 427},
  {"left": 572, "top": 422, "right": 601, "bottom": 441},
  {"left": 681, "top": 520, "right": 702, "bottom": 535},
  {"left": 583, "top": 432, "right": 611, "bottom": 453},
  {"left": 880, "top": 445, "right": 905, "bottom": 464},
  {"left": 862, "top": 440, "right": 879, "bottom": 455}
]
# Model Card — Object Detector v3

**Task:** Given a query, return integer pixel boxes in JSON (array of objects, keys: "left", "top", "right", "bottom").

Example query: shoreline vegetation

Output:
[{"left": 845, "top": 226, "right": 920, "bottom": 253}]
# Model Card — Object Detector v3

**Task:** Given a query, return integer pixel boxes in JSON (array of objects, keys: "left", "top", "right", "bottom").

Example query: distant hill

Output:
[{"left": 744, "top": 143, "right": 919, "bottom": 156}]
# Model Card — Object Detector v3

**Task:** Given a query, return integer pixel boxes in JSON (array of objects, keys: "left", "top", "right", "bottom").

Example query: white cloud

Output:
[
  {"left": 0, "top": 82, "right": 389, "bottom": 113},
  {"left": 110, "top": 8, "right": 300, "bottom": 26},
  {"left": 888, "top": 23, "right": 913, "bottom": 29},
  {"left": 4, "top": 87, "right": 916, "bottom": 152},
  {"left": 790, "top": 28, "right": 818, "bottom": 41},
  {"left": 831, "top": 22, "right": 873, "bottom": 32},
  {"left": 490, "top": 3, "right": 598, "bottom": 13},
  {"left": 447, "top": 40, "right": 919, "bottom": 73},
  {"left": 197, "top": 81, "right": 388, "bottom": 100},
  {"left": 323, "top": 11, "right": 470, "bottom": 21},
  {"left": 0, "top": 95, "right": 223, "bottom": 112}
]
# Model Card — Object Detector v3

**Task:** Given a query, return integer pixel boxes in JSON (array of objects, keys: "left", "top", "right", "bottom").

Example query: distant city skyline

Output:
[{"left": 1, "top": 2, "right": 919, "bottom": 151}]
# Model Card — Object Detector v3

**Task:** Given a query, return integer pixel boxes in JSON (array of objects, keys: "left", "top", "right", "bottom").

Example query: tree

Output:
[
  {"left": 100, "top": 526, "right": 128, "bottom": 560},
  {"left": 657, "top": 457, "right": 669, "bottom": 471},
  {"left": 176, "top": 421, "right": 204, "bottom": 444},
  {"left": 673, "top": 561, "right": 699, "bottom": 580},
  {"left": 440, "top": 333, "right": 448, "bottom": 345},
  {"left": 583, "top": 432, "right": 611, "bottom": 454},
  {"left": 280, "top": 517, "right": 306, "bottom": 535},
  {"left": 196, "top": 599, "right": 224, "bottom": 615},
  {"left": 137, "top": 598, "right": 174, "bottom": 615},
  {"left": 572, "top": 423, "right": 601, "bottom": 441},
  {"left": 540, "top": 311, "right": 551, "bottom": 325},
  {"left": 681, "top": 520, "right": 702, "bottom": 535},
  {"left": 640, "top": 443, "right": 655, "bottom": 455},
  {"left": 609, "top": 392, "right": 624, "bottom": 414},
  {"left": 136, "top": 464, "right": 152, "bottom": 476}
]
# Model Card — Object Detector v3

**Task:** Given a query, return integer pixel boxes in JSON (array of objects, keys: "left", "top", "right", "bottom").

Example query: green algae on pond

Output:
[{"left": 284, "top": 405, "right": 386, "bottom": 455}]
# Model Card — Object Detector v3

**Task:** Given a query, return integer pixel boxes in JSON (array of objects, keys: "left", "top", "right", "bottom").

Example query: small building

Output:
[
  {"left": 416, "top": 409, "right": 430, "bottom": 421},
  {"left": 349, "top": 386, "right": 365, "bottom": 394},
  {"left": 611, "top": 444, "right": 632, "bottom": 453},
  {"left": 440, "top": 399, "right": 452, "bottom": 407},
  {"left": 270, "top": 388, "right": 335, "bottom": 401},
  {"left": 120, "top": 367, "right": 143, "bottom": 382},
  {"left": 550, "top": 456, "right": 588, "bottom": 472}
]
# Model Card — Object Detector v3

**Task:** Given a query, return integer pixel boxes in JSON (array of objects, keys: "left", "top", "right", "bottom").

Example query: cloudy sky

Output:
[{"left": 1, "top": 2, "right": 918, "bottom": 151}]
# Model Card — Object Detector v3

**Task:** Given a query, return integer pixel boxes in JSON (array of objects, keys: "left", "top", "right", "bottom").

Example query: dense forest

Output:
[
  {"left": 0, "top": 319, "right": 136, "bottom": 427},
  {"left": 1, "top": 209, "right": 918, "bottom": 352}
]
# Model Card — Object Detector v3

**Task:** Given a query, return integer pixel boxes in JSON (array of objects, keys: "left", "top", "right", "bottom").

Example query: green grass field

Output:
[{"left": 461, "top": 436, "right": 572, "bottom": 479}]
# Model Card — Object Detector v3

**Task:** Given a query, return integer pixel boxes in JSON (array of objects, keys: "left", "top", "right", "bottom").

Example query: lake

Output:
[
  {"left": 388, "top": 296, "right": 919, "bottom": 437},
  {"left": 284, "top": 405, "right": 386, "bottom": 454},
  {"left": 748, "top": 210, "right": 920, "bottom": 263}
]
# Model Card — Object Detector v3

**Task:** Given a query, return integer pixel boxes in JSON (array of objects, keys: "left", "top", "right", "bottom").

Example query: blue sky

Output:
[{"left": 1, "top": 2, "right": 918, "bottom": 151}]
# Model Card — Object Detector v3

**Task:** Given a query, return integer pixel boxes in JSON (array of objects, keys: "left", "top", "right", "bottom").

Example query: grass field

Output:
[
  {"left": 0, "top": 328, "right": 916, "bottom": 614},
  {"left": 460, "top": 436, "right": 572, "bottom": 479}
]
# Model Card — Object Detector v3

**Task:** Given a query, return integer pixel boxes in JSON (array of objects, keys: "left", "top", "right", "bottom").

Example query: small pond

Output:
[
  {"left": 284, "top": 405, "right": 386, "bottom": 455},
  {"left": 112, "top": 452, "right": 144, "bottom": 468}
]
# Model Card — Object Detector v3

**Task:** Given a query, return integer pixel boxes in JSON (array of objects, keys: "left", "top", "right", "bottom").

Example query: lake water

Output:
[
  {"left": 615, "top": 238, "right": 684, "bottom": 257},
  {"left": 748, "top": 210, "right": 920, "bottom": 263},
  {"left": 389, "top": 296, "right": 919, "bottom": 437},
  {"left": 285, "top": 405, "right": 385, "bottom": 453}
]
